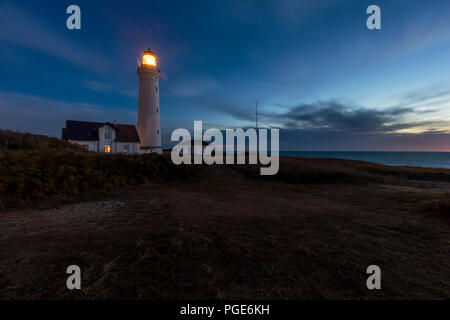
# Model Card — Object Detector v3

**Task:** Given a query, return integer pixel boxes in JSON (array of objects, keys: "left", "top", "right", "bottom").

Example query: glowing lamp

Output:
[{"left": 142, "top": 48, "right": 157, "bottom": 67}]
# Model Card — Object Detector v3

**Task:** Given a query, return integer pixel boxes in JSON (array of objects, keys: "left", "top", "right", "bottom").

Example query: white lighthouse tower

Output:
[{"left": 137, "top": 48, "right": 162, "bottom": 154}]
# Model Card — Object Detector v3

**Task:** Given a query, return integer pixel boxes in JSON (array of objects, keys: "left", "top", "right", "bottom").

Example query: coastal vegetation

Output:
[
  {"left": 0, "top": 130, "right": 204, "bottom": 209},
  {"left": 0, "top": 130, "right": 448, "bottom": 299}
]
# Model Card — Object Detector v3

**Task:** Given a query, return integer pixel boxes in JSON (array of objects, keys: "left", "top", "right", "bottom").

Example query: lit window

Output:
[
  {"left": 105, "top": 144, "right": 111, "bottom": 153},
  {"left": 105, "top": 132, "right": 111, "bottom": 139},
  {"left": 124, "top": 145, "right": 129, "bottom": 153}
]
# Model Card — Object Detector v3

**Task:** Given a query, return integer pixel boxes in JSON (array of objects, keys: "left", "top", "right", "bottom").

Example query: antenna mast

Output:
[{"left": 256, "top": 100, "right": 258, "bottom": 130}]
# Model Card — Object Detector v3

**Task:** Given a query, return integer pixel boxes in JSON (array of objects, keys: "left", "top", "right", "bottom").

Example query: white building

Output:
[
  {"left": 62, "top": 120, "right": 141, "bottom": 154},
  {"left": 137, "top": 48, "right": 162, "bottom": 154},
  {"left": 62, "top": 48, "right": 162, "bottom": 154}
]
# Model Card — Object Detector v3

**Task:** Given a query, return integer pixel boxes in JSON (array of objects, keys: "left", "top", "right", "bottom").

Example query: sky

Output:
[{"left": 1, "top": 0, "right": 450, "bottom": 151}]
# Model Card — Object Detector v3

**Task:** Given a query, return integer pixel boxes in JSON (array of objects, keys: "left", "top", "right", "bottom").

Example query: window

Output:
[
  {"left": 105, "top": 144, "right": 111, "bottom": 153},
  {"left": 105, "top": 131, "right": 111, "bottom": 139},
  {"left": 156, "top": 108, "right": 159, "bottom": 113},
  {"left": 123, "top": 145, "right": 129, "bottom": 153},
  {"left": 157, "top": 129, "right": 159, "bottom": 135},
  {"left": 156, "top": 86, "right": 158, "bottom": 92}
]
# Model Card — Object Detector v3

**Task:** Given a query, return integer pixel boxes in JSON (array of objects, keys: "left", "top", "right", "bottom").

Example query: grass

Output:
[
  {"left": 23, "top": 214, "right": 447, "bottom": 300},
  {"left": 0, "top": 130, "right": 205, "bottom": 209},
  {"left": 422, "top": 193, "right": 450, "bottom": 219},
  {"left": 0, "top": 129, "right": 81, "bottom": 151},
  {"left": 235, "top": 156, "right": 450, "bottom": 184},
  {"left": 0, "top": 130, "right": 449, "bottom": 299}
]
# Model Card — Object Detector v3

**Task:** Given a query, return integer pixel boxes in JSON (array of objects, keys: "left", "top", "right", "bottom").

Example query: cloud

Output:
[
  {"left": 278, "top": 129, "right": 450, "bottom": 152},
  {"left": 269, "top": 101, "right": 417, "bottom": 133},
  {"left": 212, "top": 99, "right": 416, "bottom": 132},
  {"left": 388, "top": 6, "right": 450, "bottom": 58},
  {"left": 212, "top": 85, "right": 450, "bottom": 135},
  {"left": 0, "top": 2, "right": 106, "bottom": 70},
  {"left": 208, "top": 94, "right": 450, "bottom": 151},
  {"left": 274, "top": 0, "right": 335, "bottom": 28},
  {"left": 82, "top": 80, "right": 137, "bottom": 98},
  {"left": 211, "top": 101, "right": 256, "bottom": 123},
  {"left": 391, "top": 87, "right": 450, "bottom": 115},
  {"left": 0, "top": 91, "right": 137, "bottom": 137},
  {"left": 171, "top": 77, "right": 221, "bottom": 98}
]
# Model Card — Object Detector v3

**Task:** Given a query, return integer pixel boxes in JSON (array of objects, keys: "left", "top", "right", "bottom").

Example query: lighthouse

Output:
[{"left": 137, "top": 48, "right": 162, "bottom": 154}]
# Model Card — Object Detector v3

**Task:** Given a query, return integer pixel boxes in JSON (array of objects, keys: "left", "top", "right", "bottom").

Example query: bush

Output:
[
  {"left": 0, "top": 149, "right": 205, "bottom": 209},
  {"left": 0, "top": 129, "right": 81, "bottom": 151}
]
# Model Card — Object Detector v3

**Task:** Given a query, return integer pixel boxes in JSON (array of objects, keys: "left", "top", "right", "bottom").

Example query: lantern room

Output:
[{"left": 141, "top": 48, "right": 157, "bottom": 67}]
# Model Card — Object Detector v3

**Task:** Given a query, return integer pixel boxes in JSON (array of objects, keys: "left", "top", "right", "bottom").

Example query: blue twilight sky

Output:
[{"left": 1, "top": 0, "right": 450, "bottom": 151}]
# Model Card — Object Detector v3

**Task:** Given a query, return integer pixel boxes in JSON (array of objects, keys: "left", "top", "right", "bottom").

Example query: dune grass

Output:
[
  {"left": 234, "top": 156, "right": 450, "bottom": 184},
  {"left": 0, "top": 129, "right": 81, "bottom": 151},
  {"left": 0, "top": 130, "right": 205, "bottom": 209},
  {"left": 0, "top": 131, "right": 449, "bottom": 299}
]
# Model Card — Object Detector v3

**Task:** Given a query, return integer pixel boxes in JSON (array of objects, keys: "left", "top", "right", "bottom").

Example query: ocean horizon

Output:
[{"left": 280, "top": 151, "right": 450, "bottom": 169}]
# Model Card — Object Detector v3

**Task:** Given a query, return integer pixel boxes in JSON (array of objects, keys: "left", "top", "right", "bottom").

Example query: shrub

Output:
[
  {"left": 0, "top": 129, "right": 81, "bottom": 151},
  {"left": 0, "top": 149, "right": 205, "bottom": 209}
]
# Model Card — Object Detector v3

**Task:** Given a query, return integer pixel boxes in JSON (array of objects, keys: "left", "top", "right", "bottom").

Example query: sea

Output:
[{"left": 280, "top": 151, "right": 450, "bottom": 169}]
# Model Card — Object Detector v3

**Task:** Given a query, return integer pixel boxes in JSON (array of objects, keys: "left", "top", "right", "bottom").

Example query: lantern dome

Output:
[{"left": 142, "top": 48, "right": 157, "bottom": 67}]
